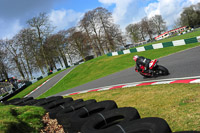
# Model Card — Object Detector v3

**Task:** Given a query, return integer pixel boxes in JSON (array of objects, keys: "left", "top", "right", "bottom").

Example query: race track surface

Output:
[
  {"left": 28, "top": 66, "right": 76, "bottom": 98},
  {"left": 54, "top": 46, "right": 200, "bottom": 96}
]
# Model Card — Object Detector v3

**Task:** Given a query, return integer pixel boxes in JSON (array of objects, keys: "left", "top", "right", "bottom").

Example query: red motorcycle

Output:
[{"left": 135, "top": 59, "right": 169, "bottom": 78}]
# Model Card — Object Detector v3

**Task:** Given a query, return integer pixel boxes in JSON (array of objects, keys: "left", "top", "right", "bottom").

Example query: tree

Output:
[
  {"left": 141, "top": 17, "right": 154, "bottom": 41},
  {"left": 81, "top": 10, "right": 105, "bottom": 55},
  {"left": 79, "top": 13, "right": 99, "bottom": 57},
  {"left": 15, "top": 28, "right": 37, "bottom": 80},
  {"left": 180, "top": 3, "right": 200, "bottom": 27},
  {"left": 45, "top": 31, "right": 69, "bottom": 68},
  {"left": 0, "top": 47, "right": 9, "bottom": 80},
  {"left": 126, "top": 23, "right": 140, "bottom": 43},
  {"left": 67, "top": 27, "right": 89, "bottom": 61},
  {"left": 0, "top": 39, "right": 25, "bottom": 79},
  {"left": 27, "top": 12, "right": 54, "bottom": 72},
  {"left": 151, "top": 15, "right": 167, "bottom": 35},
  {"left": 94, "top": 7, "right": 115, "bottom": 52}
]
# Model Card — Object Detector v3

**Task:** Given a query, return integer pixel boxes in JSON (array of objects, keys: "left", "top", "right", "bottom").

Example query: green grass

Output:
[
  {"left": 10, "top": 69, "right": 67, "bottom": 99},
  {"left": 66, "top": 83, "right": 200, "bottom": 132},
  {"left": 39, "top": 42, "right": 200, "bottom": 98},
  {"left": 0, "top": 104, "right": 46, "bottom": 133}
]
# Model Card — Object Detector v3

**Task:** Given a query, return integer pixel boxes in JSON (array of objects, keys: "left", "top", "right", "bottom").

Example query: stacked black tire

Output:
[{"left": 3, "top": 96, "right": 200, "bottom": 133}]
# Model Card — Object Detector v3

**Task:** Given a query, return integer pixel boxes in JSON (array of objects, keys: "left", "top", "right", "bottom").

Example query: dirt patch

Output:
[{"left": 41, "top": 113, "right": 65, "bottom": 133}]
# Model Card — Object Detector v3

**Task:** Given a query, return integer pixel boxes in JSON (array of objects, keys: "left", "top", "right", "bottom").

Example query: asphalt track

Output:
[
  {"left": 28, "top": 66, "right": 76, "bottom": 98},
  {"left": 53, "top": 45, "right": 200, "bottom": 96}
]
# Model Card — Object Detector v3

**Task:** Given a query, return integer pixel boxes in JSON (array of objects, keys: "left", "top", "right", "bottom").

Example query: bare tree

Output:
[
  {"left": 0, "top": 39, "right": 25, "bottom": 79},
  {"left": 81, "top": 10, "right": 105, "bottom": 55},
  {"left": 126, "top": 23, "right": 141, "bottom": 43},
  {"left": 67, "top": 27, "right": 89, "bottom": 62},
  {"left": 141, "top": 17, "right": 154, "bottom": 41},
  {"left": 151, "top": 15, "right": 167, "bottom": 35},
  {"left": 15, "top": 28, "right": 38, "bottom": 79},
  {"left": 79, "top": 14, "right": 99, "bottom": 57},
  {"left": 45, "top": 31, "right": 69, "bottom": 68},
  {"left": 0, "top": 47, "right": 9, "bottom": 80},
  {"left": 27, "top": 12, "right": 54, "bottom": 72}
]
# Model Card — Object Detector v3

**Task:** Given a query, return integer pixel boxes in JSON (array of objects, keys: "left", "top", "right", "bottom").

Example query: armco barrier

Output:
[{"left": 107, "top": 36, "right": 200, "bottom": 56}]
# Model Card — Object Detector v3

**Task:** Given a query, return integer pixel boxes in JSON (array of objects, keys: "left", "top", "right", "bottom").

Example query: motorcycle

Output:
[{"left": 135, "top": 59, "right": 169, "bottom": 78}]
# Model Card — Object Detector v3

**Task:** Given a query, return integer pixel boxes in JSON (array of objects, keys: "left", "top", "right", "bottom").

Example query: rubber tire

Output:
[
  {"left": 34, "top": 96, "right": 63, "bottom": 106},
  {"left": 103, "top": 117, "right": 171, "bottom": 133},
  {"left": 20, "top": 99, "right": 39, "bottom": 106},
  {"left": 51, "top": 98, "right": 84, "bottom": 113},
  {"left": 51, "top": 99, "right": 96, "bottom": 119},
  {"left": 3, "top": 98, "right": 21, "bottom": 105},
  {"left": 43, "top": 97, "right": 73, "bottom": 110},
  {"left": 81, "top": 107, "right": 140, "bottom": 133},
  {"left": 63, "top": 100, "right": 118, "bottom": 133},
  {"left": 12, "top": 97, "right": 33, "bottom": 105},
  {"left": 156, "top": 65, "right": 169, "bottom": 76},
  {"left": 55, "top": 99, "right": 85, "bottom": 123}
]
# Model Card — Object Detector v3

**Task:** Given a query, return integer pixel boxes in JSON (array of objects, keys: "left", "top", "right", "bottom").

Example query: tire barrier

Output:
[
  {"left": 2, "top": 96, "right": 200, "bottom": 133},
  {"left": 62, "top": 100, "right": 118, "bottom": 132},
  {"left": 54, "top": 99, "right": 96, "bottom": 120},
  {"left": 3, "top": 98, "right": 21, "bottom": 105},
  {"left": 81, "top": 107, "right": 140, "bottom": 133},
  {"left": 20, "top": 98, "right": 43, "bottom": 106},
  {"left": 107, "top": 117, "right": 172, "bottom": 133},
  {"left": 11, "top": 97, "right": 33, "bottom": 105},
  {"left": 34, "top": 96, "right": 63, "bottom": 106},
  {"left": 49, "top": 99, "right": 84, "bottom": 119},
  {"left": 42, "top": 97, "right": 73, "bottom": 110}
]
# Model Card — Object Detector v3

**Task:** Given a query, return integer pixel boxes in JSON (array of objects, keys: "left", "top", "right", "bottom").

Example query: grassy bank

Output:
[
  {"left": 39, "top": 42, "right": 200, "bottom": 98},
  {"left": 0, "top": 104, "right": 46, "bottom": 132},
  {"left": 66, "top": 83, "right": 200, "bottom": 132},
  {"left": 10, "top": 69, "right": 66, "bottom": 99}
]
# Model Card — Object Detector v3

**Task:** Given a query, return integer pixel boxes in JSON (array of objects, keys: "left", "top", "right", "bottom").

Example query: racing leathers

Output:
[{"left": 135, "top": 56, "right": 151, "bottom": 73}]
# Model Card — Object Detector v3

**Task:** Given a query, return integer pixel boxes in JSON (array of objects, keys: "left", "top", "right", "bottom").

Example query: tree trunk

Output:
[
  {"left": 20, "top": 58, "right": 29, "bottom": 80},
  {"left": 57, "top": 57, "right": 63, "bottom": 68},
  {"left": 35, "top": 57, "right": 45, "bottom": 75},
  {"left": 84, "top": 26, "right": 98, "bottom": 57},
  {"left": 66, "top": 51, "right": 73, "bottom": 65},
  {"left": 14, "top": 58, "right": 25, "bottom": 79},
  {"left": 51, "top": 58, "right": 57, "bottom": 70},
  {"left": 59, "top": 49, "right": 68, "bottom": 68}
]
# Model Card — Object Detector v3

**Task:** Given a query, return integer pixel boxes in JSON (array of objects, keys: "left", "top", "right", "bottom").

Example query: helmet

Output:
[{"left": 133, "top": 55, "right": 138, "bottom": 62}]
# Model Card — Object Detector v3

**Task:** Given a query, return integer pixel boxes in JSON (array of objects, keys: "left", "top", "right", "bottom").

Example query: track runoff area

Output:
[{"left": 62, "top": 76, "right": 200, "bottom": 96}]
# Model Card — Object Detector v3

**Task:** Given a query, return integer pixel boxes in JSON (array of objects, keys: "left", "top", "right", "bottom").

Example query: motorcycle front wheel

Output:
[{"left": 155, "top": 65, "right": 169, "bottom": 76}]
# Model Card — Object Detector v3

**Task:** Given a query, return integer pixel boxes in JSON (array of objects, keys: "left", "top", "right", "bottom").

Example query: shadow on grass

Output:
[{"left": 5, "top": 108, "right": 42, "bottom": 133}]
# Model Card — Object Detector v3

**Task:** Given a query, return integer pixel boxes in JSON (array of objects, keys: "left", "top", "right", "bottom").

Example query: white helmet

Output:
[{"left": 133, "top": 55, "right": 139, "bottom": 62}]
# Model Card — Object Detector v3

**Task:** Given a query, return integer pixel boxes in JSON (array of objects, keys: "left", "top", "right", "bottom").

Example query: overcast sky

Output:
[{"left": 0, "top": 0, "right": 200, "bottom": 39}]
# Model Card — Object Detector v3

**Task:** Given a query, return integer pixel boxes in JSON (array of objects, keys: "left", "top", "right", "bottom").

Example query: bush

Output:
[{"left": 37, "top": 76, "right": 43, "bottom": 81}]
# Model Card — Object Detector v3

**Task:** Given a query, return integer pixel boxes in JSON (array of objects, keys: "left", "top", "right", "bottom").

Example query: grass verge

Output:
[
  {"left": 66, "top": 83, "right": 200, "bottom": 132},
  {"left": 0, "top": 104, "right": 46, "bottom": 133}
]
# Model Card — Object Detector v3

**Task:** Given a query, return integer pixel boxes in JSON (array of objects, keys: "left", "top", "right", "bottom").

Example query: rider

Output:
[{"left": 133, "top": 55, "right": 151, "bottom": 73}]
